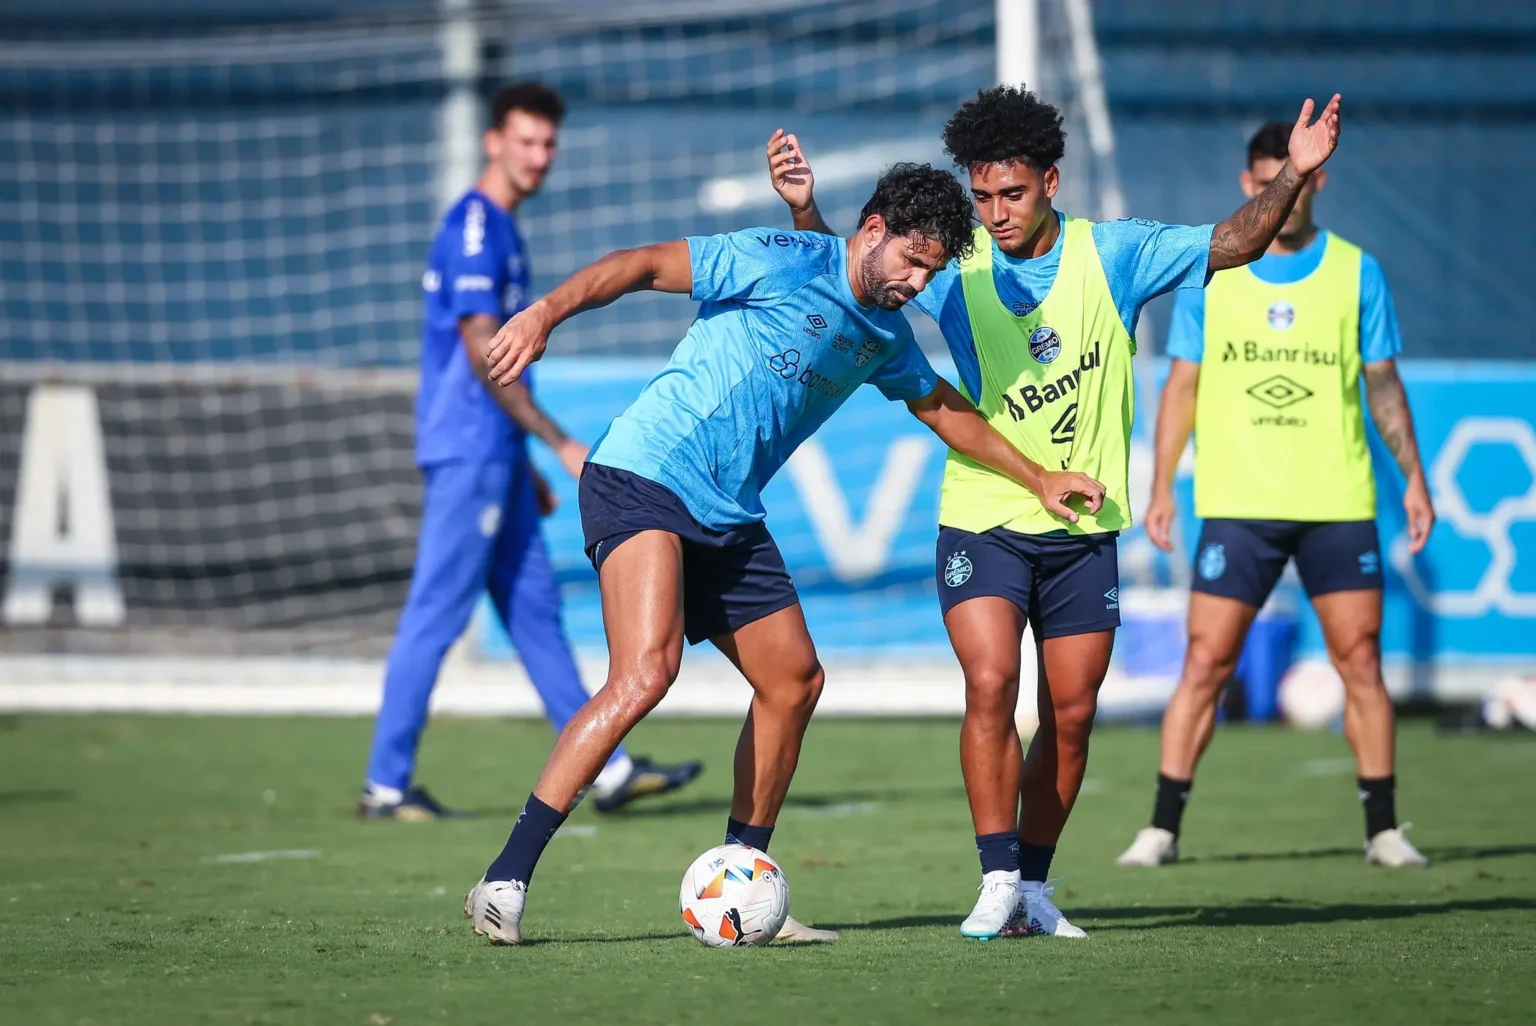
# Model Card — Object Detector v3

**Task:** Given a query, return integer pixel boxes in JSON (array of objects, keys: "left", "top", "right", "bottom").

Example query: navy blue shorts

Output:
[
  {"left": 578, "top": 462, "right": 800, "bottom": 646},
  {"left": 1191, "top": 519, "right": 1383, "bottom": 607},
  {"left": 935, "top": 526, "right": 1121, "bottom": 639}
]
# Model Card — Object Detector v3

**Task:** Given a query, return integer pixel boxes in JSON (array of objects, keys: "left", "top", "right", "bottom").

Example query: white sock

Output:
[{"left": 592, "top": 753, "right": 635, "bottom": 796}]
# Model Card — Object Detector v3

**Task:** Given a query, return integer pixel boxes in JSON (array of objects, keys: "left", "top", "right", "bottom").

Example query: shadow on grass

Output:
[
  {"left": 1183, "top": 842, "right": 1536, "bottom": 865},
  {"left": 1079, "top": 895, "right": 1536, "bottom": 930},
  {"left": 519, "top": 932, "right": 688, "bottom": 946},
  {"left": 471, "top": 784, "right": 966, "bottom": 820},
  {"left": 824, "top": 896, "right": 1536, "bottom": 934},
  {"left": 0, "top": 788, "right": 75, "bottom": 805}
]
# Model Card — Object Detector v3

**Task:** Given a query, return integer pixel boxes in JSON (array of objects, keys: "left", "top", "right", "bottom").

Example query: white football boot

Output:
[
  {"left": 1116, "top": 826, "right": 1180, "bottom": 867},
  {"left": 1365, "top": 825, "right": 1430, "bottom": 867},
  {"left": 960, "top": 870, "right": 1024, "bottom": 940},
  {"left": 1011, "top": 879, "right": 1088, "bottom": 939},
  {"left": 774, "top": 915, "right": 840, "bottom": 943},
  {"left": 465, "top": 878, "right": 527, "bottom": 944}
]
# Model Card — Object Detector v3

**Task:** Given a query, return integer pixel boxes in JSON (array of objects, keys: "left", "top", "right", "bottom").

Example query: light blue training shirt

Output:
[{"left": 589, "top": 229, "right": 940, "bottom": 528}]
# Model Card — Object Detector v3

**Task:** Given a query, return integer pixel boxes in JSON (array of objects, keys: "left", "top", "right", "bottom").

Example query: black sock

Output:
[
  {"left": 975, "top": 831, "right": 1021, "bottom": 875},
  {"left": 485, "top": 793, "right": 567, "bottom": 885},
  {"left": 1151, "top": 773, "right": 1193, "bottom": 836},
  {"left": 1018, "top": 841, "right": 1055, "bottom": 882},
  {"left": 726, "top": 817, "right": 774, "bottom": 852},
  {"left": 1358, "top": 775, "right": 1397, "bottom": 839}
]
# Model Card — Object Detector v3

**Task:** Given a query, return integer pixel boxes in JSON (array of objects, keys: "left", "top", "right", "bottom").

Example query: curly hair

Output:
[
  {"left": 1246, "top": 121, "right": 1291, "bottom": 167},
  {"left": 490, "top": 81, "right": 566, "bottom": 128},
  {"left": 857, "top": 163, "right": 976, "bottom": 261},
  {"left": 942, "top": 85, "right": 1066, "bottom": 171}
]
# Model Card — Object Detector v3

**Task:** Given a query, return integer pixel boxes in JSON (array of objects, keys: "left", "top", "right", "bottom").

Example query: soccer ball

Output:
[
  {"left": 1278, "top": 659, "right": 1346, "bottom": 729},
  {"left": 678, "top": 843, "right": 789, "bottom": 947}
]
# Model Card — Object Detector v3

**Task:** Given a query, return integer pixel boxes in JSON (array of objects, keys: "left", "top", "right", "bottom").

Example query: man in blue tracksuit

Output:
[{"left": 360, "top": 82, "right": 702, "bottom": 819}]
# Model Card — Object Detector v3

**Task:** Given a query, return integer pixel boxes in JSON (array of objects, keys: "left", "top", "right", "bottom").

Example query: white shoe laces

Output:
[
  {"left": 1025, "top": 877, "right": 1066, "bottom": 916},
  {"left": 973, "top": 876, "right": 1018, "bottom": 916}
]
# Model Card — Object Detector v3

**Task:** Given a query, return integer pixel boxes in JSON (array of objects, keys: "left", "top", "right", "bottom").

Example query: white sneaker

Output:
[
  {"left": 1365, "top": 824, "right": 1430, "bottom": 867},
  {"left": 774, "top": 915, "right": 840, "bottom": 943},
  {"left": 1116, "top": 826, "right": 1180, "bottom": 867},
  {"left": 960, "top": 870, "right": 1023, "bottom": 940},
  {"left": 1010, "top": 879, "right": 1087, "bottom": 939},
  {"left": 466, "top": 878, "right": 527, "bottom": 944}
]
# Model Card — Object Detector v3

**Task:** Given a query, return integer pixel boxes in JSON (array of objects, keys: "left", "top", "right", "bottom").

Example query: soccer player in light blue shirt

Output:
[
  {"left": 464, "top": 165, "right": 1106, "bottom": 945},
  {"left": 361, "top": 83, "right": 702, "bottom": 820}
]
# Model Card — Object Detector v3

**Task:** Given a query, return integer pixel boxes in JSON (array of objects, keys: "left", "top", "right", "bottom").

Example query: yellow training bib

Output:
[
  {"left": 939, "top": 219, "right": 1136, "bottom": 535},
  {"left": 1194, "top": 232, "right": 1375, "bottom": 521}
]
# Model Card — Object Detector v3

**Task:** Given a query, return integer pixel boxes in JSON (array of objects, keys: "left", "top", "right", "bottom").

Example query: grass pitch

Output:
[{"left": 1, "top": 714, "right": 1532, "bottom": 1025}]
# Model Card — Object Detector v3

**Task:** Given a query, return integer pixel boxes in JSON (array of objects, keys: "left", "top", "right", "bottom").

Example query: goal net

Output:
[{"left": 0, "top": 0, "right": 1133, "bottom": 658}]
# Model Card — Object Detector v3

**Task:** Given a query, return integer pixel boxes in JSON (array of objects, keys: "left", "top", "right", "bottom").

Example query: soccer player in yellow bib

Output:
[
  {"left": 1116, "top": 122, "right": 1436, "bottom": 872},
  {"left": 769, "top": 88, "right": 1341, "bottom": 938}
]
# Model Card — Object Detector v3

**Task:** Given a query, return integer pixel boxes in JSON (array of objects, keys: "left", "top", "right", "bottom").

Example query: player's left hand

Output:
[
  {"left": 1288, "top": 94, "right": 1342, "bottom": 176},
  {"left": 1403, "top": 473, "right": 1435, "bottom": 554},
  {"left": 486, "top": 305, "right": 551, "bottom": 386},
  {"left": 532, "top": 466, "right": 559, "bottom": 516}
]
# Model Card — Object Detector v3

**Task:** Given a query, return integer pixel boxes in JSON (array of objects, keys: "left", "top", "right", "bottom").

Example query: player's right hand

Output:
[
  {"left": 1038, "top": 471, "right": 1105, "bottom": 524},
  {"left": 486, "top": 305, "right": 551, "bottom": 386},
  {"left": 1144, "top": 490, "right": 1177, "bottom": 552},
  {"left": 766, "top": 129, "right": 815, "bottom": 213}
]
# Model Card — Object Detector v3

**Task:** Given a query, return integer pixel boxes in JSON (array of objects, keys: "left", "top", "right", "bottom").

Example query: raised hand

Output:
[
  {"left": 485, "top": 306, "right": 551, "bottom": 386},
  {"left": 1038, "top": 470, "right": 1106, "bottom": 524},
  {"left": 766, "top": 128, "right": 815, "bottom": 213},
  {"left": 1288, "top": 94, "right": 1342, "bottom": 176}
]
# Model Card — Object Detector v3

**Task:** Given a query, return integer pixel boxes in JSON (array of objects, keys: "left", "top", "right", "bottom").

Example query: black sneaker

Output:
[
  {"left": 592, "top": 756, "right": 704, "bottom": 813},
  {"left": 356, "top": 784, "right": 472, "bottom": 821}
]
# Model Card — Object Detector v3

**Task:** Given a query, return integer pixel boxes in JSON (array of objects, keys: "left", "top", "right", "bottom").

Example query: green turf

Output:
[{"left": 1, "top": 714, "right": 1532, "bottom": 1025}]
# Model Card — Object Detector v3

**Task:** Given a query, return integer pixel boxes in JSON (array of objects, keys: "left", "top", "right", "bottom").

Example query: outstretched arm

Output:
[
  {"left": 485, "top": 241, "right": 692, "bottom": 385},
  {"left": 1208, "top": 95, "right": 1342, "bottom": 271},
  {"left": 1364, "top": 358, "right": 1435, "bottom": 553},
  {"left": 766, "top": 129, "right": 835, "bottom": 236},
  {"left": 461, "top": 315, "right": 588, "bottom": 477},
  {"left": 905, "top": 379, "right": 1105, "bottom": 523}
]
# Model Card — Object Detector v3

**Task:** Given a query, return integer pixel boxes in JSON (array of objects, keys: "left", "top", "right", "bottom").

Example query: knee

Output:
[
  {"left": 1332, "top": 634, "right": 1383, "bottom": 691},
  {"left": 964, "top": 666, "right": 1021, "bottom": 718},
  {"left": 1051, "top": 692, "right": 1099, "bottom": 745},
  {"left": 1183, "top": 638, "right": 1239, "bottom": 692},
  {"left": 790, "top": 661, "right": 826, "bottom": 716},
  {"left": 607, "top": 656, "right": 679, "bottom": 719}
]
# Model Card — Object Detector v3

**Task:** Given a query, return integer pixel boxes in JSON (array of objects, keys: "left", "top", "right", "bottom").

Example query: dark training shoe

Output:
[
  {"left": 592, "top": 756, "right": 704, "bottom": 813},
  {"left": 356, "top": 785, "right": 472, "bottom": 821}
]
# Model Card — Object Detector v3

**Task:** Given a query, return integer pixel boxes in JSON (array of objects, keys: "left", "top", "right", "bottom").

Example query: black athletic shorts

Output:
[
  {"left": 935, "top": 525, "right": 1121, "bottom": 639},
  {"left": 1191, "top": 518, "right": 1383, "bottom": 607},
  {"left": 578, "top": 462, "right": 799, "bottom": 645}
]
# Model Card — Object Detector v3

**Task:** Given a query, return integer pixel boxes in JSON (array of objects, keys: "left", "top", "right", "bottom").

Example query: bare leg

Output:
[
  {"left": 712, "top": 603, "right": 826, "bottom": 827},
  {"left": 531, "top": 531, "right": 685, "bottom": 811},
  {"left": 1313, "top": 589, "right": 1393, "bottom": 778},
  {"left": 1158, "top": 593, "right": 1260, "bottom": 780},
  {"left": 1018, "top": 629, "right": 1114, "bottom": 847},
  {"left": 944, "top": 597, "right": 1029, "bottom": 836}
]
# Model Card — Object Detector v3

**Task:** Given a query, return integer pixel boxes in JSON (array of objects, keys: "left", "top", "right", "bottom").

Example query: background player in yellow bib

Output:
[
  {"left": 1117, "top": 122, "right": 1435, "bottom": 872},
  {"left": 770, "top": 89, "right": 1341, "bottom": 938}
]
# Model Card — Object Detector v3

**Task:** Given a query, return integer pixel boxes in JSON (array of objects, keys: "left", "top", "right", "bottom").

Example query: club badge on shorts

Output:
[{"left": 944, "top": 551, "right": 973, "bottom": 587}]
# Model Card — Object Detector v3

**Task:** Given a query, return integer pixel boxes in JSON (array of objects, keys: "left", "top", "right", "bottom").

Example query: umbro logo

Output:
[
  {"left": 804, "top": 313, "right": 828, "bottom": 339},
  {"left": 1104, "top": 587, "right": 1119, "bottom": 610}
]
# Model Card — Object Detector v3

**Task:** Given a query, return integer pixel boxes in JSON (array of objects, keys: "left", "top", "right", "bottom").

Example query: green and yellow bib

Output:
[
  {"left": 1194, "top": 232, "right": 1375, "bottom": 521},
  {"left": 939, "top": 218, "right": 1136, "bottom": 535}
]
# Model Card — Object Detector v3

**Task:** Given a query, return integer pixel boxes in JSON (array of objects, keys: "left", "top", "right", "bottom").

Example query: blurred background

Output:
[{"left": 1, "top": 0, "right": 1533, "bottom": 720}]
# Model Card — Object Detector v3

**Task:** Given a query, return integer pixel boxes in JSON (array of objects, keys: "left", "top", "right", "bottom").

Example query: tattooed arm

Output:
[
  {"left": 1364, "top": 358, "right": 1435, "bottom": 553},
  {"left": 1208, "top": 95, "right": 1342, "bottom": 272}
]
